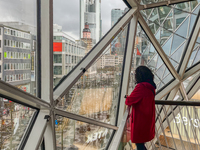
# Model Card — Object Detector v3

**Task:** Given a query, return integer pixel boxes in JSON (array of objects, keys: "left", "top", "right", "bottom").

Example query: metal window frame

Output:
[
  {"left": 54, "top": 108, "right": 118, "bottom": 130},
  {"left": 138, "top": 12, "right": 181, "bottom": 81},
  {"left": 53, "top": 8, "right": 137, "bottom": 102},
  {"left": 178, "top": 9, "right": 200, "bottom": 77},
  {"left": 0, "top": 0, "right": 200, "bottom": 149},
  {"left": 117, "top": 14, "right": 138, "bottom": 126}
]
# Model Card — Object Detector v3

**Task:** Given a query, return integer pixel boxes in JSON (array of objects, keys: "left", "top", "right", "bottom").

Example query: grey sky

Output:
[
  {"left": 0, "top": 0, "right": 127, "bottom": 40},
  {"left": 54, "top": 0, "right": 127, "bottom": 39}
]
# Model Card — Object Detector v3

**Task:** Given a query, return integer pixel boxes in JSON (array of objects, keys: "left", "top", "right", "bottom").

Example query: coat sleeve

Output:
[{"left": 125, "top": 83, "right": 144, "bottom": 106}]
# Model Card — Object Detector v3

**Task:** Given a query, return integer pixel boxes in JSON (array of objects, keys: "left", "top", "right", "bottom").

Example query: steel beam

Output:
[
  {"left": 183, "top": 63, "right": 200, "bottom": 81},
  {"left": 40, "top": 0, "right": 56, "bottom": 149},
  {"left": 138, "top": 12, "right": 181, "bottom": 81},
  {"left": 0, "top": 80, "right": 50, "bottom": 109},
  {"left": 117, "top": 14, "right": 138, "bottom": 126},
  {"left": 24, "top": 110, "right": 50, "bottom": 150},
  {"left": 109, "top": 107, "right": 130, "bottom": 150},
  {"left": 155, "top": 80, "right": 180, "bottom": 100},
  {"left": 139, "top": 0, "right": 191, "bottom": 10},
  {"left": 54, "top": 108, "right": 118, "bottom": 130},
  {"left": 178, "top": 10, "right": 200, "bottom": 78},
  {"left": 53, "top": 8, "right": 137, "bottom": 101}
]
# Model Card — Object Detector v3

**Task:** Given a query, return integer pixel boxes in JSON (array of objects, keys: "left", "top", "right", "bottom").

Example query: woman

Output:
[{"left": 125, "top": 66, "right": 156, "bottom": 150}]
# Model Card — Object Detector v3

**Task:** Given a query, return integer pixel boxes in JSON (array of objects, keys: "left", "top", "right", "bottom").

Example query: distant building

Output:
[
  {"left": 99, "top": 54, "right": 124, "bottom": 68},
  {"left": 111, "top": 9, "right": 124, "bottom": 27},
  {"left": 53, "top": 24, "right": 86, "bottom": 85},
  {"left": 0, "top": 25, "right": 32, "bottom": 93},
  {"left": 81, "top": 22, "right": 93, "bottom": 54},
  {"left": 111, "top": 8, "right": 127, "bottom": 55},
  {"left": 80, "top": 22, "right": 96, "bottom": 78},
  {"left": 80, "top": 0, "right": 102, "bottom": 45}
]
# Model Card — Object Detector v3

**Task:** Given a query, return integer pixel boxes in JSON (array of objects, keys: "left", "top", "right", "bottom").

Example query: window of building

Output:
[
  {"left": 4, "top": 28, "right": 7, "bottom": 34},
  {"left": 0, "top": 40, "right": 1, "bottom": 48},
  {"left": 0, "top": 65, "right": 1, "bottom": 73},
  {"left": 53, "top": 66, "right": 62, "bottom": 75},
  {"left": 4, "top": 40, "right": 7, "bottom": 46},
  {"left": 53, "top": 54, "right": 62, "bottom": 63}
]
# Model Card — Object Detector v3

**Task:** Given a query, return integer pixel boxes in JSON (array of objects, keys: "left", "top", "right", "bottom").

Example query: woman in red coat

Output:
[{"left": 125, "top": 66, "right": 156, "bottom": 150}]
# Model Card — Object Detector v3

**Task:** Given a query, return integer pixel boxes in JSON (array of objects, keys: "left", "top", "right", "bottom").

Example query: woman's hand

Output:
[{"left": 124, "top": 95, "right": 128, "bottom": 98}]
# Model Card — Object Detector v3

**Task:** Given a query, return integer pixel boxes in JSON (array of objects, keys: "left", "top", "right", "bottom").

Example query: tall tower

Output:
[
  {"left": 111, "top": 9, "right": 124, "bottom": 27},
  {"left": 80, "top": 0, "right": 101, "bottom": 45},
  {"left": 81, "top": 22, "right": 93, "bottom": 54}
]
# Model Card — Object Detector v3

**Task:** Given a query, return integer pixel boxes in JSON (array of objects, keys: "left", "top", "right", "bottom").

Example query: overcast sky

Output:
[
  {"left": 54, "top": 0, "right": 127, "bottom": 39},
  {"left": 0, "top": 0, "right": 127, "bottom": 40}
]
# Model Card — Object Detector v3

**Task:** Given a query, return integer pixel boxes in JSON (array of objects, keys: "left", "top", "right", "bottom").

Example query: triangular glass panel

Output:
[
  {"left": 156, "top": 56, "right": 163, "bottom": 69},
  {"left": 187, "top": 48, "right": 198, "bottom": 68},
  {"left": 193, "top": 4, "right": 200, "bottom": 14},
  {"left": 188, "top": 14, "right": 197, "bottom": 36},
  {"left": 175, "top": 17, "right": 189, "bottom": 38},
  {"left": 163, "top": 11, "right": 173, "bottom": 32},
  {"left": 156, "top": 82, "right": 161, "bottom": 89},
  {"left": 143, "top": 46, "right": 150, "bottom": 56},
  {"left": 155, "top": 29, "right": 160, "bottom": 44},
  {"left": 163, "top": 67, "right": 170, "bottom": 79},
  {"left": 158, "top": 6, "right": 172, "bottom": 25},
  {"left": 158, "top": 82, "right": 164, "bottom": 91},
  {"left": 190, "top": 1, "right": 199, "bottom": 12},
  {"left": 174, "top": 8, "right": 190, "bottom": 28},
  {"left": 145, "top": 8, "right": 153, "bottom": 17},
  {"left": 148, "top": 44, "right": 156, "bottom": 60},
  {"left": 156, "top": 64, "right": 166, "bottom": 79},
  {"left": 170, "top": 42, "right": 186, "bottom": 64},
  {"left": 173, "top": 90, "right": 183, "bottom": 101},
  {"left": 175, "top": 2, "right": 190, "bottom": 13},
  {"left": 162, "top": 36, "right": 173, "bottom": 56},
  {"left": 197, "top": 36, "right": 200, "bottom": 43},
  {"left": 135, "top": 23, "right": 174, "bottom": 91},
  {"left": 55, "top": 25, "right": 129, "bottom": 125},
  {"left": 163, "top": 73, "right": 173, "bottom": 84},
  {"left": 160, "top": 27, "right": 173, "bottom": 46},
  {"left": 192, "top": 47, "right": 200, "bottom": 65},
  {"left": 169, "top": 57, "right": 179, "bottom": 68},
  {"left": 171, "top": 34, "right": 186, "bottom": 55},
  {"left": 148, "top": 8, "right": 160, "bottom": 34},
  {"left": 148, "top": 54, "right": 158, "bottom": 68},
  {"left": 154, "top": 74, "right": 160, "bottom": 84}
]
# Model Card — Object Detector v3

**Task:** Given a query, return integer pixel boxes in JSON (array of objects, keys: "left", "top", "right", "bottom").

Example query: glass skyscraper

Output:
[
  {"left": 111, "top": 9, "right": 124, "bottom": 27},
  {"left": 80, "top": 0, "right": 102, "bottom": 45}
]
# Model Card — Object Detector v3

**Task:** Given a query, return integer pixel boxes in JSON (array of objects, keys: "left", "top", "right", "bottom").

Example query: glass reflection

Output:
[
  {"left": 55, "top": 116, "right": 113, "bottom": 150},
  {"left": 0, "top": 99, "right": 36, "bottom": 149},
  {"left": 55, "top": 25, "right": 129, "bottom": 125}
]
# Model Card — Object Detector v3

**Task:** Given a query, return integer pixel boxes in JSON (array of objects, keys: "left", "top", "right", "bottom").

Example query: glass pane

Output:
[
  {"left": 0, "top": 0, "right": 37, "bottom": 96},
  {"left": 0, "top": 98, "right": 36, "bottom": 149},
  {"left": 158, "top": 6, "right": 171, "bottom": 25},
  {"left": 130, "top": 24, "right": 174, "bottom": 91},
  {"left": 55, "top": 24, "right": 129, "bottom": 125},
  {"left": 55, "top": 116, "right": 113, "bottom": 149},
  {"left": 53, "top": 0, "right": 127, "bottom": 85},
  {"left": 171, "top": 35, "right": 185, "bottom": 55},
  {"left": 118, "top": 117, "right": 135, "bottom": 150},
  {"left": 174, "top": 8, "right": 190, "bottom": 28}
]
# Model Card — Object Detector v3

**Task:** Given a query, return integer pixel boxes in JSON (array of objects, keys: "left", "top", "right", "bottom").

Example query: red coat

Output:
[{"left": 125, "top": 82, "right": 155, "bottom": 143}]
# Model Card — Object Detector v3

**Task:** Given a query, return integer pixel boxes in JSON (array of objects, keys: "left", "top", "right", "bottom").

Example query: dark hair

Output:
[{"left": 135, "top": 66, "right": 156, "bottom": 89}]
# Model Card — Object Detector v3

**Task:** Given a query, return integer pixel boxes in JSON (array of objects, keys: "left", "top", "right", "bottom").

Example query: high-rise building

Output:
[
  {"left": 111, "top": 9, "right": 124, "bottom": 27},
  {"left": 80, "top": 0, "right": 102, "bottom": 45},
  {"left": 111, "top": 8, "right": 127, "bottom": 55}
]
